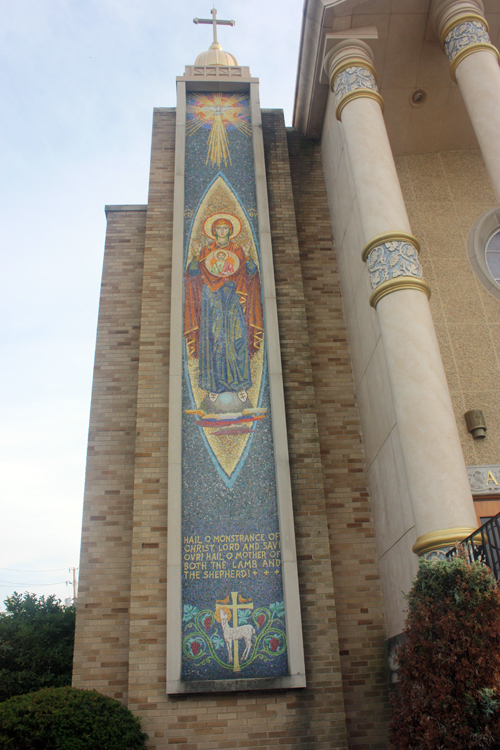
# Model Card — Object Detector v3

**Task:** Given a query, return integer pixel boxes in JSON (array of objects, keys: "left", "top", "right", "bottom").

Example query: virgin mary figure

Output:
[{"left": 184, "top": 214, "right": 263, "bottom": 402}]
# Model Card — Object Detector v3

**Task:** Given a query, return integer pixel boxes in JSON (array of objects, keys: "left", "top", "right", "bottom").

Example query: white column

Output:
[
  {"left": 431, "top": 0, "right": 500, "bottom": 200},
  {"left": 325, "top": 40, "right": 477, "bottom": 557}
]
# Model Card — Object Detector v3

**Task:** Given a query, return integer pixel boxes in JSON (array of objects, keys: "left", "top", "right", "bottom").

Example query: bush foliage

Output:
[
  {"left": 390, "top": 556, "right": 500, "bottom": 749},
  {"left": 0, "top": 687, "right": 149, "bottom": 750},
  {"left": 0, "top": 592, "right": 76, "bottom": 702}
]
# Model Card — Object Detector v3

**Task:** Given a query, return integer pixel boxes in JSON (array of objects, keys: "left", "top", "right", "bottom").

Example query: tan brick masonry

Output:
[
  {"left": 73, "top": 205, "right": 146, "bottom": 703},
  {"left": 124, "top": 105, "right": 350, "bottom": 750},
  {"left": 73, "top": 105, "right": 390, "bottom": 749},
  {"left": 126, "top": 106, "right": 174, "bottom": 740}
]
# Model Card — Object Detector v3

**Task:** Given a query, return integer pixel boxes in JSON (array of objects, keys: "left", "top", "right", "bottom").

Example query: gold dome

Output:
[{"left": 194, "top": 42, "right": 238, "bottom": 67}]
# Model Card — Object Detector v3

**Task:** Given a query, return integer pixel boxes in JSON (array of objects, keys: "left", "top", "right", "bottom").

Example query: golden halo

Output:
[
  {"left": 203, "top": 213, "right": 241, "bottom": 240},
  {"left": 214, "top": 606, "right": 232, "bottom": 623},
  {"left": 213, "top": 249, "right": 228, "bottom": 260}
]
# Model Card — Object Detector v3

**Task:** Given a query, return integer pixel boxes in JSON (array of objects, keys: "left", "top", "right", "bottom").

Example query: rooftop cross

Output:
[{"left": 193, "top": 7, "right": 235, "bottom": 47}]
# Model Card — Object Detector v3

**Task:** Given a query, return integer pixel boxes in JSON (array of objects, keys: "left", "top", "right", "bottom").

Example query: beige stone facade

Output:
[
  {"left": 296, "top": 0, "right": 500, "bottom": 636},
  {"left": 396, "top": 151, "right": 500, "bottom": 468},
  {"left": 74, "top": 0, "right": 500, "bottom": 746}
]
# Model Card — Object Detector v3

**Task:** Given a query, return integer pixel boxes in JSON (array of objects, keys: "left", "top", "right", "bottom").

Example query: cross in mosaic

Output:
[
  {"left": 193, "top": 7, "right": 235, "bottom": 46},
  {"left": 167, "top": 31, "right": 305, "bottom": 694},
  {"left": 215, "top": 592, "right": 254, "bottom": 672}
]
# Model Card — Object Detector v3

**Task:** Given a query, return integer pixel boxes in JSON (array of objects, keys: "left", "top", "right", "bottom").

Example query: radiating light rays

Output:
[
  {"left": 186, "top": 93, "right": 251, "bottom": 168},
  {"left": 206, "top": 112, "right": 231, "bottom": 168}
]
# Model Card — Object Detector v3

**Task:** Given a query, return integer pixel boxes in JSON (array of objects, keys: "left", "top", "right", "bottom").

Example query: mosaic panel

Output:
[{"left": 181, "top": 92, "right": 287, "bottom": 683}]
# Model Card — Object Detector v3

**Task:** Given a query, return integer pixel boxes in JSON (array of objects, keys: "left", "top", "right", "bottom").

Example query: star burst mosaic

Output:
[{"left": 186, "top": 93, "right": 251, "bottom": 168}]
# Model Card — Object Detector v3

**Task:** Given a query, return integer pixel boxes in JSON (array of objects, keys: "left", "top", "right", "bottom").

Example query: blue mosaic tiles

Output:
[{"left": 181, "top": 92, "right": 288, "bottom": 682}]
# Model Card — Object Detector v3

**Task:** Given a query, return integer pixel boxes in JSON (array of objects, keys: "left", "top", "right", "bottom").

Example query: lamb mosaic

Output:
[{"left": 181, "top": 92, "right": 287, "bottom": 682}]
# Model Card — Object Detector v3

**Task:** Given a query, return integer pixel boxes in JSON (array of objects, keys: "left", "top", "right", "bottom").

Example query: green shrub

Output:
[
  {"left": 0, "top": 592, "right": 75, "bottom": 701},
  {"left": 390, "top": 556, "right": 500, "bottom": 749},
  {"left": 0, "top": 687, "right": 149, "bottom": 750}
]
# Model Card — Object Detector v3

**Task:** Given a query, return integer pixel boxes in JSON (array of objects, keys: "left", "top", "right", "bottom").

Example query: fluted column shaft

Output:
[
  {"left": 325, "top": 40, "right": 477, "bottom": 557},
  {"left": 432, "top": 0, "right": 500, "bottom": 200}
]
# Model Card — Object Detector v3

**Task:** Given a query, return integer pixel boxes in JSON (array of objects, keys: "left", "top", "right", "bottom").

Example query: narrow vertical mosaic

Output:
[{"left": 180, "top": 91, "right": 288, "bottom": 682}]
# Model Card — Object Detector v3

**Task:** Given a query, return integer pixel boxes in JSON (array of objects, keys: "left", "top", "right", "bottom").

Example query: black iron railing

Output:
[{"left": 446, "top": 512, "right": 500, "bottom": 581}]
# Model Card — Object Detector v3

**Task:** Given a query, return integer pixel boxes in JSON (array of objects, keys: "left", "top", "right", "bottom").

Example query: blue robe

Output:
[{"left": 188, "top": 259, "right": 257, "bottom": 393}]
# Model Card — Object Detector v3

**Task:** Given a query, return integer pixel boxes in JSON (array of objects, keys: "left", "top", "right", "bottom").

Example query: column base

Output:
[
  {"left": 370, "top": 277, "right": 431, "bottom": 308},
  {"left": 412, "top": 527, "right": 478, "bottom": 558},
  {"left": 336, "top": 89, "right": 384, "bottom": 121},
  {"left": 450, "top": 43, "right": 500, "bottom": 82}
]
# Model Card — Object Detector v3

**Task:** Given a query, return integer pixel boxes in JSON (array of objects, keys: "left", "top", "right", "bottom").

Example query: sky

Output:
[{"left": 0, "top": 0, "right": 304, "bottom": 608}]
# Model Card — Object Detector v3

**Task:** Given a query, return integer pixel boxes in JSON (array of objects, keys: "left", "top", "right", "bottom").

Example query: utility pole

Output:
[{"left": 65, "top": 567, "right": 78, "bottom": 605}]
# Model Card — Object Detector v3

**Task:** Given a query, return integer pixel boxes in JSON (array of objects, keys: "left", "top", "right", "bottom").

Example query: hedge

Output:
[{"left": 0, "top": 687, "right": 149, "bottom": 750}]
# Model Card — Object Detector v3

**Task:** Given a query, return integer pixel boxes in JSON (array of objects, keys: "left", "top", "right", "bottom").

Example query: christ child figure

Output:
[
  {"left": 210, "top": 250, "right": 235, "bottom": 277},
  {"left": 184, "top": 215, "right": 263, "bottom": 403}
]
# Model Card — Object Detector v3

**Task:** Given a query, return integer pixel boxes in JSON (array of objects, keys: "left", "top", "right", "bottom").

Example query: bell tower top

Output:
[{"left": 193, "top": 7, "right": 239, "bottom": 66}]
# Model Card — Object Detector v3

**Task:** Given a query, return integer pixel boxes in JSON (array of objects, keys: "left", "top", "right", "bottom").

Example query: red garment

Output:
[{"left": 184, "top": 240, "right": 263, "bottom": 359}]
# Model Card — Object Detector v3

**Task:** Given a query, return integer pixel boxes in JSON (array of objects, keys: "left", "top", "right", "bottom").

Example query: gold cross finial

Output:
[{"left": 193, "top": 7, "right": 235, "bottom": 47}]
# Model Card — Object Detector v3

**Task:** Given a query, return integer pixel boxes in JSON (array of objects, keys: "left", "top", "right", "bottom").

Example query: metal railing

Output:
[{"left": 446, "top": 512, "right": 500, "bottom": 581}]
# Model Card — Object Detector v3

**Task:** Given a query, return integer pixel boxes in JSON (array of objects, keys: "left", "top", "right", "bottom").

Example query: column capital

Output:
[
  {"left": 431, "top": 0, "right": 485, "bottom": 42},
  {"left": 430, "top": 0, "right": 499, "bottom": 81},
  {"left": 324, "top": 39, "right": 383, "bottom": 121}
]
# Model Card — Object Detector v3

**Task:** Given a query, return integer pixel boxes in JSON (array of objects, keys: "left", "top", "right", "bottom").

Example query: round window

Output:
[
  {"left": 467, "top": 207, "right": 500, "bottom": 300},
  {"left": 486, "top": 229, "right": 500, "bottom": 287}
]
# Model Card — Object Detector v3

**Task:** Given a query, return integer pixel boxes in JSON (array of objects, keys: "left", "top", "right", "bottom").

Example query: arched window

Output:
[
  {"left": 485, "top": 228, "right": 500, "bottom": 288},
  {"left": 467, "top": 207, "right": 500, "bottom": 300}
]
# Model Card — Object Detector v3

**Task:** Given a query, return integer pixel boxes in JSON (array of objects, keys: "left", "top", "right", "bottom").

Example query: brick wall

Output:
[
  {"left": 74, "top": 105, "right": 389, "bottom": 749},
  {"left": 286, "top": 126, "right": 390, "bottom": 749},
  {"left": 125, "top": 106, "right": 175, "bottom": 739},
  {"left": 124, "top": 103, "right": 351, "bottom": 750},
  {"left": 73, "top": 206, "right": 146, "bottom": 703}
]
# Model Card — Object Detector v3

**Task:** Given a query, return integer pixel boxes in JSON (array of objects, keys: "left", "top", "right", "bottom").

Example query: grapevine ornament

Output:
[{"left": 182, "top": 596, "right": 286, "bottom": 673}]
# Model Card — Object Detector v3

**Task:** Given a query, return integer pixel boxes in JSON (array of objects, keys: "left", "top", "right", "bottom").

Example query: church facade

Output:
[{"left": 73, "top": 1, "right": 500, "bottom": 747}]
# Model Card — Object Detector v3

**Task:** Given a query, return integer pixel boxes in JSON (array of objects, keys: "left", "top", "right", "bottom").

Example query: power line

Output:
[
  {"left": 0, "top": 567, "right": 69, "bottom": 573},
  {"left": 0, "top": 580, "right": 68, "bottom": 586}
]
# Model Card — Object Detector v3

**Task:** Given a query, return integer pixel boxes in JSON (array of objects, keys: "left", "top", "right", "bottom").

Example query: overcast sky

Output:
[{"left": 0, "top": 0, "right": 304, "bottom": 607}]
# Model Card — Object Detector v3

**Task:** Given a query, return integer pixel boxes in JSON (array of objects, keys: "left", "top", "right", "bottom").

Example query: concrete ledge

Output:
[
  {"left": 167, "top": 674, "right": 307, "bottom": 695},
  {"left": 104, "top": 204, "right": 147, "bottom": 215},
  {"left": 294, "top": 0, "right": 369, "bottom": 137}
]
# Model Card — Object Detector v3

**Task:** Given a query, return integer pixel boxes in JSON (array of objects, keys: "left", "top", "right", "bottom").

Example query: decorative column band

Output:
[
  {"left": 361, "top": 231, "right": 420, "bottom": 262},
  {"left": 329, "top": 58, "right": 377, "bottom": 88},
  {"left": 412, "top": 526, "right": 478, "bottom": 557},
  {"left": 441, "top": 16, "right": 500, "bottom": 83},
  {"left": 330, "top": 60, "right": 384, "bottom": 121},
  {"left": 361, "top": 232, "right": 430, "bottom": 308},
  {"left": 440, "top": 13, "right": 489, "bottom": 48}
]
